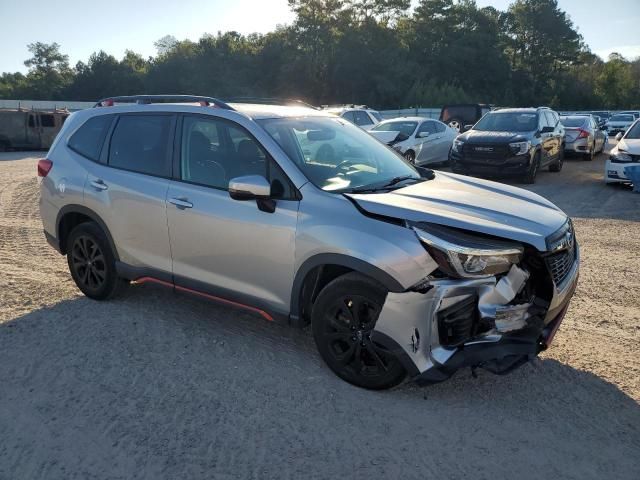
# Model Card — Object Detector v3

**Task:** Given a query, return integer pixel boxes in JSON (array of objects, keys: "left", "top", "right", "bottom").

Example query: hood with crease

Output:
[{"left": 346, "top": 171, "right": 567, "bottom": 251}]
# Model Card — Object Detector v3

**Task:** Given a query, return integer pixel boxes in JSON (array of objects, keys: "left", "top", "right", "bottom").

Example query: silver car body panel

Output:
[{"left": 41, "top": 101, "right": 580, "bottom": 382}]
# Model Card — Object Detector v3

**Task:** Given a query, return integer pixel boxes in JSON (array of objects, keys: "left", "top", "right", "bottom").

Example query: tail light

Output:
[
  {"left": 577, "top": 129, "right": 589, "bottom": 139},
  {"left": 37, "top": 158, "right": 53, "bottom": 177}
]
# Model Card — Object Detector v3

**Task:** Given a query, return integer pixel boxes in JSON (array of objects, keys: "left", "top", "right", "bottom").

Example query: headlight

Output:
[
  {"left": 610, "top": 150, "right": 631, "bottom": 162},
  {"left": 509, "top": 141, "right": 531, "bottom": 156},
  {"left": 412, "top": 224, "right": 523, "bottom": 278},
  {"left": 452, "top": 139, "right": 464, "bottom": 153}
]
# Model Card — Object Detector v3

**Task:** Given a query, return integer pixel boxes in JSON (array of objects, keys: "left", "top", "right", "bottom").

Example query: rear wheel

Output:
[
  {"left": 312, "top": 273, "right": 406, "bottom": 390},
  {"left": 66, "top": 222, "right": 126, "bottom": 300},
  {"left": 448, "top": 118, "right": 462, "bottom": 133},
  {"left": 583, "top": 145, "right": 594, "bottom": 161}
]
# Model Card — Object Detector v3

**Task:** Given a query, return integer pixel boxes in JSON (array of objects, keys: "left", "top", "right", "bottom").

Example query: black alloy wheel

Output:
[
  {"left": 66, "top": 222, "right": 125, "bottom": 300},
  {"left": 523, "top": 152, "right": 540, "bottom": 184},
  {"left": 312, "top": 273, "right": 406, "bottom": 390},
  {"left": 549, "top": 145, "right": 564, "bottom": 172}
]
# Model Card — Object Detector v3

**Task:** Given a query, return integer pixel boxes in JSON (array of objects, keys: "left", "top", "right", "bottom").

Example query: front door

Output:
[
  {"left": 414, "top": 120, "right": 440, "bottom": 164},
  {"left": 166, "top": 114, "right": 299, "bottom": 315}
]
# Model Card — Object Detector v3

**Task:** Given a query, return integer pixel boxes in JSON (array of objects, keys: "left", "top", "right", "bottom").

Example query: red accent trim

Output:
[{"left": 132, "top": 276, "right": 274, "bottom": 322}]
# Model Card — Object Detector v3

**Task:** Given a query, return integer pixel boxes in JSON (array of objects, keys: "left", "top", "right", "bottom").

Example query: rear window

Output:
[
  {"left": 560, "top": 117, "right": 587, "bottom": 128},
  {"left": 108, "top": 115, "right": 172, "bottom": 177},
  {"left": 611, "top": 114, "right": 634, "bottom": 122},
  {"left": 68, "top": 115, "right": 113, "bottom": 161}
]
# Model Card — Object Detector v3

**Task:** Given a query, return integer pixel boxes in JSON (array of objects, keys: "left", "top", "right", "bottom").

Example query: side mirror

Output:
[
  {"left": 416, "top": 131, "right": 430, "bottom": 139},
  {"left": 229, "top": 175, "right": 275, "bottom": 213},
  {"left": 615, "top": 132, "right": 623, "bottom": 141}
]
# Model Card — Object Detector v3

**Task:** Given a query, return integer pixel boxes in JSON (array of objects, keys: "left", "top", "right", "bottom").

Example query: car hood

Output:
[
  {"left": 458, "top": 130, "right": 530, "bottom": 143},
  {"left": 617, "top": 138, "right": 640, "bottom": 154},
  {"left": 346, "top": 172, "right": 567, "bottom": 251}
]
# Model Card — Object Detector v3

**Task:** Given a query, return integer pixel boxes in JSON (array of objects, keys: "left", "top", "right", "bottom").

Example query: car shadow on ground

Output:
[{"left": 1, "top": 284, "right": 638, "bottom": 478}]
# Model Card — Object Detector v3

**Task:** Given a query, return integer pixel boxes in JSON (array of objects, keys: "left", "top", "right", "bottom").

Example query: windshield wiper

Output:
[{"left": 349, "top": 175, "right": 425, "bottom": 194}]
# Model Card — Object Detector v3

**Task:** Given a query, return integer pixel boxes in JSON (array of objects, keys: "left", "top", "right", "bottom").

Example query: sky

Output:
[{"left": 0, "top": 0, "right": 639, "bottom": 74}]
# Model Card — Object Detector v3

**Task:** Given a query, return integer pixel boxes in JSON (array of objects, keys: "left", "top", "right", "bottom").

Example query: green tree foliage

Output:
[{"left": 1, "top": 0, "right": 639, "bottom": 109}]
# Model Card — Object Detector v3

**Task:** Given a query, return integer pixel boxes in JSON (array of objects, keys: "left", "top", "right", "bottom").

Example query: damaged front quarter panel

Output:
[{"left": 371, "top": 264, "right": 547, "bottom": 383}]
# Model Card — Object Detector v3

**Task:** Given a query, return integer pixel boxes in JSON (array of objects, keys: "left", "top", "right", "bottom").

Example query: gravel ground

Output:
[{"left": 0, "top": 144, "right": 638, "bottom": 479}]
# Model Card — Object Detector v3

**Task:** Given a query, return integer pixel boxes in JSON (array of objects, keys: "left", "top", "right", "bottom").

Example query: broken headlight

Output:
[{"left": 412, "top": 223, "right": 523, "bottom": 278}]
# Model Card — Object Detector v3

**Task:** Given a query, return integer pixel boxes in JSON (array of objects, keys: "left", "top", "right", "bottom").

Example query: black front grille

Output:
[
  {"left": 437, "top": 296, "right": 478, "bottom": 347},
  {"left": 544, "top": 221, "right": 577, "bottom": 285},
  {"left": 462, "top": 143, "right": 511, "bottom": 162}
]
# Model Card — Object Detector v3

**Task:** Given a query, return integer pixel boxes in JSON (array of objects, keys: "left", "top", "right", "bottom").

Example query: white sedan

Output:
[
  {"left": 369, "top": 117, "right": 458, "bottom": 166},
  {"left": 605, "top": 119, "right": 640, "bottom": 184}
]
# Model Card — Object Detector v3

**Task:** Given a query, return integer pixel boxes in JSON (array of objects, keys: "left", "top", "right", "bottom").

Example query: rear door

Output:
[
  {"left": 165, "top": 114, "right": 299, "bottom": 314},
  {"left": 82, "top": 113, "right": 175, "bottom": 274}
]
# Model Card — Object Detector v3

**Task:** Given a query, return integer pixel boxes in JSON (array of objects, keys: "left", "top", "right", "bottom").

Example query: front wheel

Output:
[
  {"left": 522, "top": 153, "right": 540, "bottom": 184},
  {"left": 312, "top": 273, "right": 406, "bottom": 390},
  {"left": 549, "top": 145, "right": 564, "bottom": 172}
]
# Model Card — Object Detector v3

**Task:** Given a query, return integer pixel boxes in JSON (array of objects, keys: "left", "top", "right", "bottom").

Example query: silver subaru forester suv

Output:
[{"left": 39, "top": 95, "right": 579, "bottom": 390}]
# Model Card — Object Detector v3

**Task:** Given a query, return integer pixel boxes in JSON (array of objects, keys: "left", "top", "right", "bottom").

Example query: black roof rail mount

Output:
[
  {"left": 93, "top": 95, "right": 234, "bottom": 110},
  {"left": 224, "top": 97, "right": 318, "bottom": 110}
]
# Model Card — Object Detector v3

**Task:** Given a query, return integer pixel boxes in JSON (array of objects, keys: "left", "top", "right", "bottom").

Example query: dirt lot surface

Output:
[{"left": 1, "top": 145, "right": 639, "bottom": 479}]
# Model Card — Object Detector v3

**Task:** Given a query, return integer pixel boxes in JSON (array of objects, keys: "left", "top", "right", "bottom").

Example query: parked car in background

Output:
[
  {"left": 323, "top": 105, "right": 382, "bottom": 131},
  {"left": 606, "top": 119, "right": 640, "bottom": 184},
  {"left": 559, "top": 114, "right": 606, "bottom": 160},
  {"left": 618, "top": 111, "right": 640, "bottom": 120},
  {"left": 450, "top": 107, "right": 565, "bottom": 183},
  {"left": 369, "top": 117, "right": 457, "bottom": 165},
  {"left": 590, "top": 111, "right": 610, "bottom": 129},
  {"left": 39, "top": 95, "right": 579, "bottom": 390},
  {"left": 439, "top": 104, "right": 492, "bottom": 133},
  {"left": 608, "top": 113, "right": 635, "bottom": 135},
  {"left": 0, "top": 108, "right": 69, "bottom": 150}
]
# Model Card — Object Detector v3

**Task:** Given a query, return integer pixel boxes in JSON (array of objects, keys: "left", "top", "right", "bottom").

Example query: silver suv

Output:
[{"left": 39, "top": 95, "right": 579, "bottom": 390}]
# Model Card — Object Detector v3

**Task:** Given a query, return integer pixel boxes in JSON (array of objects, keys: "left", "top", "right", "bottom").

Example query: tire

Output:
[
  {"left": 549, "top": 145, "right": 564, "bottom": 172},
  {"left": 66, "top": 222, "right": 126, "bottom": 300},
  {"left": 404, "top": 150, "right": 416, "bottom": 164},
  {"left": 583, "top": 145, "right": 594, "bottom": 161},
  {"left": 311, "top": 272, "right": 407, "bottom": 390},
  {"left": 522, "top": 152, "right": 540, "bottom": 184},
  {"left": 447, "top": 118, "right": 462, "bottom": 133}
]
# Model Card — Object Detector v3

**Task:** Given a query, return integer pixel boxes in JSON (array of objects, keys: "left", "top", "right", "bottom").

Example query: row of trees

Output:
[{"left": 1, "top": 0, "right": 639, "bottom": 109}]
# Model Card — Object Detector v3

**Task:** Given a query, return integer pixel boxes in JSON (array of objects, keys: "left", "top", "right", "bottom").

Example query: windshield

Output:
[
  {"left": 623, "top": 121, "right": 640, "bottom": 139},
  {"left": 371, "top": 121, "right": 418, "bottom": 136},
  {"left": 611, "top": 114, "right": 633, "bottom": 122},
  {"left": 259, "top": 117, "right": 421, "bottom": 193},
  {"left": 560, "top": 117, "right": 588, "bottom": 128},
  {"left": 473, "top": 112, "right": 538, "bottom": 132}
]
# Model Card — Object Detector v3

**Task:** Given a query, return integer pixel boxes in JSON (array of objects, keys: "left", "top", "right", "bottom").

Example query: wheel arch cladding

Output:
[
  {"left": 56, "top": 205, "right": 119, "bottom": 259},
  {"left": 290, "top": 253, "right": 405, "bottom": 324}
]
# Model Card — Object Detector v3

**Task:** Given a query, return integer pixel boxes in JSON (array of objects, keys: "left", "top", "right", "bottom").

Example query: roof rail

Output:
[
  {"left": 224, "top": 96, "right": 318, "bottom": 110},
  {"left": 93, "top": 95, "right": 234, "bottom": 110}
]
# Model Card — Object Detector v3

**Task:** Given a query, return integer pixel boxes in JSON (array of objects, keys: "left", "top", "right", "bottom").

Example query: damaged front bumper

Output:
[{"left": 371, "top": 246, "right": 579, "bottom": 384}]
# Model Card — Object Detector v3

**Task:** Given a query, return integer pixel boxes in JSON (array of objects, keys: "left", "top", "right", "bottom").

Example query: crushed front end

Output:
[{"left": 372, "top": 220, "right": 579, "bottom": 384}]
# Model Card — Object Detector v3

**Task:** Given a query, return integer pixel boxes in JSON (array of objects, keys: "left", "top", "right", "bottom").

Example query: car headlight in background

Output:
[
  {"left": 509, "top": 141, "right": 531, "bottom": 156},
  {"left": 452, "top": 139, "right": 464, "bottom": 153},
  {"left": 610, "top": 150, "right": 632, "bottom": 162},
  {"left": 412, "top": 223, "right": 523, "bottom": 278}
]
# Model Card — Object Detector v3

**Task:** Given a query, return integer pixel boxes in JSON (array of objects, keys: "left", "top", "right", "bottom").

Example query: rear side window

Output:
[
  {"left": 108, "top": 115, "right": 172, "bottom": 177},
  {"left": 40, "top": 114, "right": 55, "bottom": 127},
  {"left": 341, "top": 111, "right": 356, "bottom": 123},
  {"left": 434, "top": 121, "right": 446, "bottom": 133},
  {"left": 354, "top": 111, "right": 373, "bottom": 126},
  {"left": 417, "top": 121, "right": 437, "bottom": 135},
  {"left": 68, "top": 115, "right": 113, "bottom": 161}
]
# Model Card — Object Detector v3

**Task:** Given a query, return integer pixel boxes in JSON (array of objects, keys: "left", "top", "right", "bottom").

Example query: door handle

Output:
[
  {"left": 169, "top": 197, "right": 193, "bottom": 209},
  {"left": 90, "top": 179, "right": 108, "bottom": 191}
]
